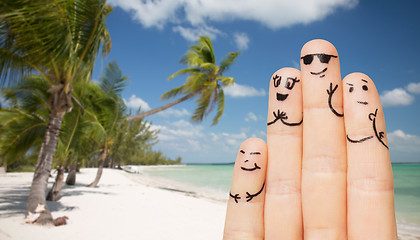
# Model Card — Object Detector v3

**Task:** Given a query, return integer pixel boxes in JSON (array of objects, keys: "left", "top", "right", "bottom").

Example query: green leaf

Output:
[{"left": 212, "top": 89, "right": 225, "bottom": 125}]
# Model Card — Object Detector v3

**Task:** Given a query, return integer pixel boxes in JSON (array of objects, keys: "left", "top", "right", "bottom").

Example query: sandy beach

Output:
[
  {"left": 1, "top": 168, "right": 419, "bottom": 240},
  {"left": 0, "top": 168, "right": 227, "bottom": 240}
]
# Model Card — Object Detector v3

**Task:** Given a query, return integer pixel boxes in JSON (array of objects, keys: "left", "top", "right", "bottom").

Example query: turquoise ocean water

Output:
[{"left": 141, "top": 164, "right": 420, "bottom": 226}]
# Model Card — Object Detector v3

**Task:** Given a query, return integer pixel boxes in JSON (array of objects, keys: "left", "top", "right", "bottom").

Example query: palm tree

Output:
[
  {"left": 111, "top": 109, "right": 158, "bottom": 168},
  {"left": 127, "top": 36, "right": 239, "bottom": 125},
  {"left": 0, "top": 0, "right": 112, "bottom": 224},
  {"left": 87, "top": 62, "right": 128, "bottom": 187}
]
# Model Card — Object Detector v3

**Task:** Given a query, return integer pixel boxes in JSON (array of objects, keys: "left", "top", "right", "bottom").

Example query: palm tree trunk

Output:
[
  {"left": 65, "top": 162, "right": 77, "bottom": 185},
  {"left": 88, "top": 148, "right": 107, "bottom": 187},
  {"left": 25, "top": 111, "right": 65, "bottom": 225},
  {"left": 46, "top": 166, "right": 64, "bottom": 201},
  {"left": 126, "top": 92, "right": 197, "bottom": 121},
  {"left": 2, "top": 160, "right": 7, "bottom": 173}
]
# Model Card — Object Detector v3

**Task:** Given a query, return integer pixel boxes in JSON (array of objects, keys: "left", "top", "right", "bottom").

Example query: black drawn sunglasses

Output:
[{"left": 301, "top": 54, "right": 337, "bottom": 65}]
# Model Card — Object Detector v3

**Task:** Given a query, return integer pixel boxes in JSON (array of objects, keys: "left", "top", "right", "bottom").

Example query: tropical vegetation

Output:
[
  {"left": 0, "top": 0, "right": 238, "bottom": 227},
  {"left": 127, "top": 35, "right": 239, "bottom": 125}
]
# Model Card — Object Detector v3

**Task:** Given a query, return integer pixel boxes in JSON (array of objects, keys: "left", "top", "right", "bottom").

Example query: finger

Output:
[
  {"left": 265, "top": 67, "right": 303, "bottom": 239},
  {"left": 343, "top": 72, "right": 397, "bottom": 240},
  {"left": 223, "top": 138, "right": 267, "bottom": 240},
  {"left": 300, "top": 39, "right": 347, "bottom": 239}
]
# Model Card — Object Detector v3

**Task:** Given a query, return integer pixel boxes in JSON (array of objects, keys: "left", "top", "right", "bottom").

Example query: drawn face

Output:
[
  {"left": 300, "top": 40, "right": 340, "bottom": 81},
  {"left": 239, "top": 149, "right": 262, "bottom": 171},
  {"left": 267, "top": 68, "right": 302, "bottom": 128},
  {"left": 301, "top": 53, "right": 337, "bottom": 78},
  {"left": 343, "top": 73, "right": 389, "bottom": 149},
  {"left": 346, "top": 78, "right": 370, "bottom": 105},
  {"left": 272, "top": 74, "right": 300, "bottom": 101}
]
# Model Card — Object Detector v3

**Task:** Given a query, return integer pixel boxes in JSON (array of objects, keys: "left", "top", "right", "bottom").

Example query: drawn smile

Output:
[
  {"left": 346, "top": 135, "right": 373, "bottom": 143},
  {"left": 276, "top": 93, "right": 288, "bottom": 101},
  {"left": 241, "top": 163, "right": 261, "bottom": 171},
  {"left": 357, "top": 101, "right": 368, "bottom": 105},
  {"left": 310, "top": 67, "right": 328, "bottom": 78}
]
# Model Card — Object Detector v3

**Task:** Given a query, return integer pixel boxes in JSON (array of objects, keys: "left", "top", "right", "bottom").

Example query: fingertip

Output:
[
  {"left": 343, "top": 72, "right": 387, "bottom": 144},
  {"left": 301, "top": 39, "right": 338, "bottom": 58},
  {"left": 300, "top": 39, "right": 342, "bottom": 109},
  {"left": 267, "top": 68, "right": 302, "bottom": 133},
  {"left": 233, "top": 138, "right": 267, "bottom": 191},
  {"left": 240, "top": 137, "right": 266, "bottom": 149}
]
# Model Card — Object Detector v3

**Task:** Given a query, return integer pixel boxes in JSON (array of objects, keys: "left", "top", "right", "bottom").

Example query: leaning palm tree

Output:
[
  {"left": 127, "top": 36, "right": 239, "bottom": 125},
  {"left": 87, "top": 62, "right": 128, "bottom": 187},
  {"left": 0, "top": 0, "right": 112, "bottom": 224}
]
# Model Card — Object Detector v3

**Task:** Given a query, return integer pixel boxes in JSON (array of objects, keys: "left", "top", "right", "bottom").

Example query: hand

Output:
[{"left": 223, "top": 39, "right": 397, "bottom": 240}]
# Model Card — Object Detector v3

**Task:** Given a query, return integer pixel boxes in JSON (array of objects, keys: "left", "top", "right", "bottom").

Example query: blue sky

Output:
[{"left": 91, "top": 0, "right": 420, "bottom": 163}]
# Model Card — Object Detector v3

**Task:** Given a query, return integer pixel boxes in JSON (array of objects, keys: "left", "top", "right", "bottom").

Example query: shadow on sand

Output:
[{"left": 0, "top": 180, "right": 114, "bottom": 218}]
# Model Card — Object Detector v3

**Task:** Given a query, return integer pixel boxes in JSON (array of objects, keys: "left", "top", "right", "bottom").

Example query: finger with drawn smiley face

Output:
[
  {"left": 265, "top": 67, "right": 303, "bottom": 239},
  {"left": 224, "top": 138, "right": 267, "bottom": 239},
  {"left": 343, "top": 72, "right": 396, "bottom": 239}
]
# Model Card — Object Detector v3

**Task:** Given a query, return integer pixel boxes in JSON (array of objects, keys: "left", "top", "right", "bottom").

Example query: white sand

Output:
[
  {"left": 1, "top": 168, "right": 419, "bottom": 240},
  {"left": 0, "top": 168, "right": 227, "bottom": 240}
]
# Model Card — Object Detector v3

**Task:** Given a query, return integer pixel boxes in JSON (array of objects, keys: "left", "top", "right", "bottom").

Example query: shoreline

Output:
[
  {"left": 0, "top": 167, "right": 419, "bottom": 239},
  {"left": 123, "top": 165, "right": 229, "bottom": 202}
]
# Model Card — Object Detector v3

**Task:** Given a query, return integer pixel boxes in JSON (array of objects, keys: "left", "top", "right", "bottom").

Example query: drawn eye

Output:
[
  {"left": 349, "top": 87, "right": 354, "bottom": 93},
  {"left": 301, "top": 55, "right": 314, "bottom": 65},
  {"left": 285, "top": 77, "right": 299, "bottom": 90},
  {"left": 318, "top": 54, "right": 332, "bottom": 63},
  {"left": 273, "top": 75, "right": 281, "bottom": 88},
  {"left": 285, "top": 78, "right": 295, "bottom": 90},
  {"left": 362, "top": 85, "right": 368, "bottom": 91}
]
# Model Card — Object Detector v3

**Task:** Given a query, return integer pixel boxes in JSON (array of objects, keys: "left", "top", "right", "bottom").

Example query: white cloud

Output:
[
  {"left": 108, "top": 0, "right": 180, "bottom": 29},
  {"left": 245, "top": 112, "right": 258, "bottom": 122},
  {"left": 157, "top": 108, "right": 190, "bottom": 118},
  {"left": 234, "top": 32, "right": 250, "bottom": 50},
  {"left": 388, "top": 130, "right": 420, "bottom": 153},
  {"left": 110, "top": 0, "right": 358, "bottom": 41},
  {"left": 124, "top": 94, "right": 151, "bottom": 111},
  {"left": 172, "top": 25, "right": 223, "bottom": 41},
  {"left": 224, "top": 83, "right": 266, "bottom": 98},
  {"left": 407, "top": 82, "right": 420, "bottom": 94},
  {"left": 153, "top": 119, "right": 249, "bottom": 153},
  {"left": 379, "top": 88, "right": 415, "bottom": 107},
  {"left": 110, "top": 0, "right": 357, "bottom": 29}
]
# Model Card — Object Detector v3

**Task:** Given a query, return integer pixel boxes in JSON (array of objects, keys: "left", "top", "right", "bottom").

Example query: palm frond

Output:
[
  {"left": 182, "top": 73, "right": 208, "bottom": 93},
  {"left": 180, "top": 50, "right": 202, "bottom": 67},
  {"left": 167, "top": 68, "right": 201, "bottom": 80},
  {"left": 197, "top": 36, "right": 215, "bottom": 64},
  {"left": 219, "top": 52, "right": 239, "bottom": 74},
  {"left": 218, "top": 76, "right": 235, "bottom": 87},
  {"left": 211, "top": 88, "right": 225, "bottom": 126},
  {"left": 0, "top": 0, "right": 70, "bottom": 84},
  {"left": 199, "top": 63, "right": 217, "bottom": 73},
  {"left": 0, "top": 108, "right": 47, "bottom": 164},
  {"left": 191, "top": 85, "right": 215, "bottom": 123},
  {"left": 0, "top": 0, "right": 112, "bottom": 87},
  {"left": 160, "top": 86, "right": 184, "bottom": 100},
  {"left": 99, "top": 61, "right": 128, "bottom": 96}
]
